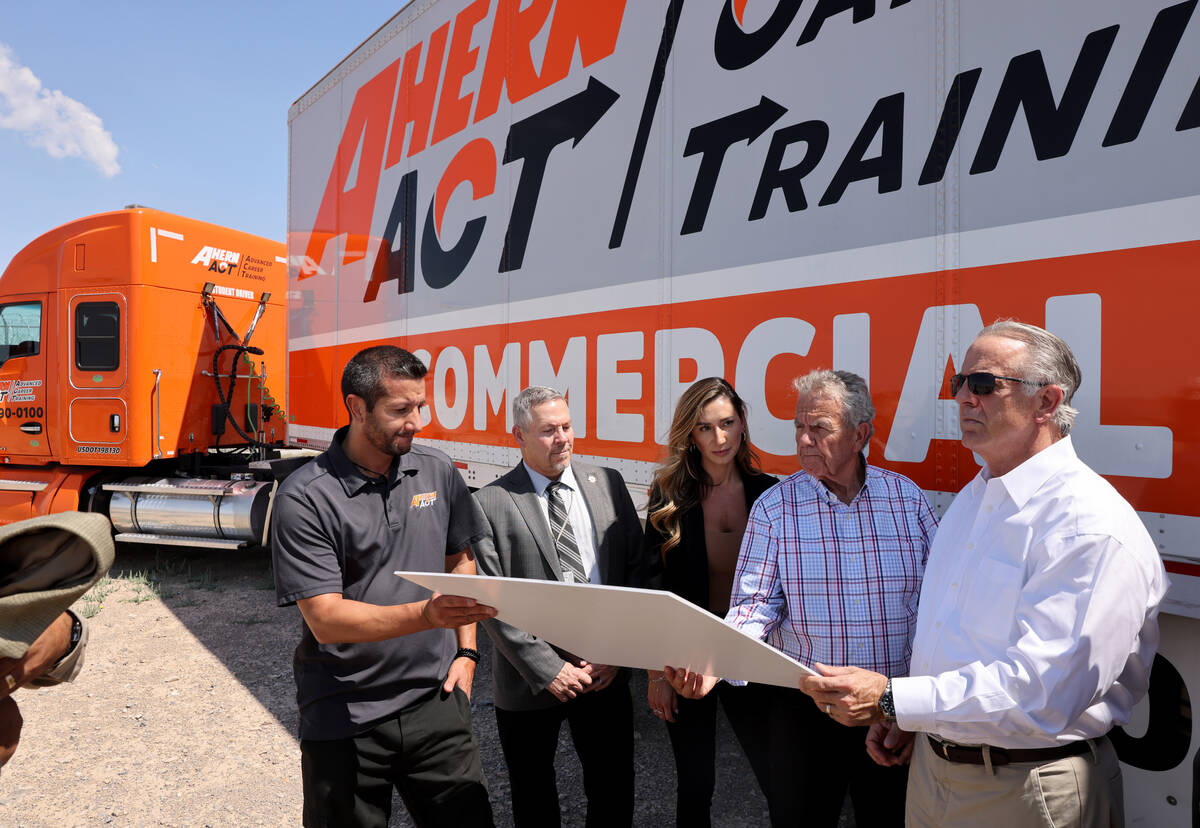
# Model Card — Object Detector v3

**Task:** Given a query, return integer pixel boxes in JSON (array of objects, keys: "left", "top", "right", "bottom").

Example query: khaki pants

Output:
[{"left": 906, "top": 734, "right": 1124, "bottom": 828}]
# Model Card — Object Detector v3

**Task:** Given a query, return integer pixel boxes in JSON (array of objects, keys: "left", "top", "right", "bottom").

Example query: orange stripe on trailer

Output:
[
  {"left": 290, "top": 241, "right": 1200, "bottom": 519},
  {"left": 1165, "top": 560, "right": 1200, "bottom": 578}
]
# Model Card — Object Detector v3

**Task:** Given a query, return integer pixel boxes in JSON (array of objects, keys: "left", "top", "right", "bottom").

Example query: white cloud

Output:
[{"left": 0, "top": 44, "right": 120, "bottom": 177}]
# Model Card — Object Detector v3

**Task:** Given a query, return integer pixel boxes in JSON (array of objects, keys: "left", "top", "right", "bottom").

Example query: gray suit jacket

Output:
[{"left": 473, "top": 461, "right": 652, "bottom": 711}]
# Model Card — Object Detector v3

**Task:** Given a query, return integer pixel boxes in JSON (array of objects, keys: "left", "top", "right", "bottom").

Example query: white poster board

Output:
[{"left": 396, "top": 571, "right": 815, "bottom": 688}]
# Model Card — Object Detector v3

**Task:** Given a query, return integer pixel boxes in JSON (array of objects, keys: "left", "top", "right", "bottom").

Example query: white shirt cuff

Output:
[{"left": 892, "top": 675, "right": 937, "bottom": 734}]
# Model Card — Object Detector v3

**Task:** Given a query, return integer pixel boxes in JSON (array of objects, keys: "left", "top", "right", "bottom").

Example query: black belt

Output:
[{"left": 926, "top": 735, "right": 1095, "bottom": 766}]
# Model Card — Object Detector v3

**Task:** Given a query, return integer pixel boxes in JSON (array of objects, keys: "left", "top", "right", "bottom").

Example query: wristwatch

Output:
[
  {"left": 878, "top": 678, "right": 896, "bottom": 722},
  {"left": 67, "top": 613, "right": 82, "bottom": 652},
  {"left": 51, "top": 612, "right": 83, "bottom": 670}
]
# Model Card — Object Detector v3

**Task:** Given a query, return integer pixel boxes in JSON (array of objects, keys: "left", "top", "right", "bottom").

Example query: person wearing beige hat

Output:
[{"left": 0, "top": 511, "right": 115, "bottom": 767}]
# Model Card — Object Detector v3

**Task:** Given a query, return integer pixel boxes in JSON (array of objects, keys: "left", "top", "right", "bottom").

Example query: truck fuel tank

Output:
[{"left": 105, "top": 477, "right": 271, "bottom": 549}]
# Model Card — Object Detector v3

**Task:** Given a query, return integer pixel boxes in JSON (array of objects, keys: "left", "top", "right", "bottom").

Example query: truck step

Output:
[
  {"left": 103, "top": 480, "right": 251, "bottom": 497},
  {"left": 0, "top": 480, "right": 49, "bottom": 492},
  {"left": 113, "top": 532, "right": 247, "bottom": 550}
]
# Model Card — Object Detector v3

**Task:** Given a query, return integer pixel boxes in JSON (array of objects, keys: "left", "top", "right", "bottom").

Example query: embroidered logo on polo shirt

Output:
[{"left": 410, "top": 491, "right": 438, "bottom": 509}]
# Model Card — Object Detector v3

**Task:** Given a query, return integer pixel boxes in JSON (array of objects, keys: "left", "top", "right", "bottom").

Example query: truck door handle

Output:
[
  {"left": 110, "top": 414, "right": 121, "bottom": 433},
  {"left": 19, "top": 422, "right": 41, "bottom": 434}
]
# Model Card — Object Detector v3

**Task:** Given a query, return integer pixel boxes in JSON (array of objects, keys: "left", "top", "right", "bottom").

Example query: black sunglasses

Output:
[{"left": 950, "top": 372, "right": 1048, "bottom": 396}]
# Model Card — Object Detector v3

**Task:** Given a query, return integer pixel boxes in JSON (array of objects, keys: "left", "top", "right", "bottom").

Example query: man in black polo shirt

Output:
[{"left": 272, "top": 345, "right": 498, "bottom": 827}]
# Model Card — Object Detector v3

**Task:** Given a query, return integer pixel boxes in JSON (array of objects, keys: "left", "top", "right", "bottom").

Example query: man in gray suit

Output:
[{"left": 473, "top": 386, "right": 652, "bottom": 828}]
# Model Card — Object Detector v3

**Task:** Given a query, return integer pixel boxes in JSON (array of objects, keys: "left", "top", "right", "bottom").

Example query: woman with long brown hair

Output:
[{"left": 645, "top": 377, "right": 776, "bottom": 826}]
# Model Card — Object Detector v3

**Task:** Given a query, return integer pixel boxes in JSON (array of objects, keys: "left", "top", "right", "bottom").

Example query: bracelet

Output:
[
  {"left": 455, "top": 647, "right": 481, "bottom": 663},
  {"left": 650, "top": 676, "right": 668, "bottom": 683}
]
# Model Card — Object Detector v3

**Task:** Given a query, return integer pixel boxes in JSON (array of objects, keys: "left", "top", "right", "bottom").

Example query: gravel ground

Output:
[{"left": 0, "top": 544, "right": 851, "bottom": 827}]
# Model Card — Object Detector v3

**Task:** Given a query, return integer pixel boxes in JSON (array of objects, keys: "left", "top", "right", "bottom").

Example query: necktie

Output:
[{"left": 546, "top": 481, "right": 588, "bottom": 584}]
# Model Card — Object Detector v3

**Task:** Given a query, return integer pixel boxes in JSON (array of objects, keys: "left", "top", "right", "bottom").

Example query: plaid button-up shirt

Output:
[{"left": 726, "top": 464, "right": 937, "bottom": 678}]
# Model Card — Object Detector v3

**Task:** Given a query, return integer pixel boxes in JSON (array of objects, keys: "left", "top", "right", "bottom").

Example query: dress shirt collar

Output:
[
  {"left": 523, "top": 462, "right": 579, "bottom": 497},
  {"left": 983, "top": 436, "right": 1076, "bottom": 509},
  {"left": 799, "top": 456, "right": 876, "bottom": 507}
]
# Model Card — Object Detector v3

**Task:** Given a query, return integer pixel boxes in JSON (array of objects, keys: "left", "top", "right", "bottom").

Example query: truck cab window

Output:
[
  {"left": 0, "top": 302, "right": 42, "bottom": 366},
  {"left": 75, "top": 301, "right": 120, "bottom": 371}
]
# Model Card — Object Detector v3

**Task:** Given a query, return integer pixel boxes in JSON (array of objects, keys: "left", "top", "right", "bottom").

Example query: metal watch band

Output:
[{"left": 879, "top": 678, "right": 897, "bottom": 721}]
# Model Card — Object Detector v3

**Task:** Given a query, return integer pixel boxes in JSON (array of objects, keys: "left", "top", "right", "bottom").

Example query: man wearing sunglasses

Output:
[{"left": 799, "top": 321, "right": 1168, "bottom": 827}]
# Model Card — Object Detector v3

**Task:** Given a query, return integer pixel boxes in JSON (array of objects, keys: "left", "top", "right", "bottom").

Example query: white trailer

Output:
[{"left": 287, "top": 2, "right": 1200, "bottom": 822}]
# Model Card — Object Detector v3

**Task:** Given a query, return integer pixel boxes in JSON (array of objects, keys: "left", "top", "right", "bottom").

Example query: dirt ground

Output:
[{"left": 0, "top": 544, "right": 818, "bottom": 827}]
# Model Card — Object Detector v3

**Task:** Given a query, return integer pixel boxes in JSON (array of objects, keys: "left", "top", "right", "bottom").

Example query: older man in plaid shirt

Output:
[{"left": 667, "top": 369, "right": 936, "bottom": 827}]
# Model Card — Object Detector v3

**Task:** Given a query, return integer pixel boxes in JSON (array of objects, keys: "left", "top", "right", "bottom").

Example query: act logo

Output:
[
  {"left": 0, "top": 379, "right": 40, "bottom": 404},
  {"left": 191, "top": 245, "right": 241, "bottom": 274},
  {"left": 410, "top": 491, "right": 438, "bottom": 509}
]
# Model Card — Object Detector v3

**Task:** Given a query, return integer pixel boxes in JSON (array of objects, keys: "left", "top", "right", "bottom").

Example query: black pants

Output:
[
  {"left": 665, "top": 681, "right": 772, "bottom": 826},
  {"left": 494, "top": 680, "right": 634, "bottom": 828},
  {"left": 300, "top": 687, "right": 493, "bottom": 828},
  {"left": 761, "top": 685, "right": 908, "bottom": 827}
]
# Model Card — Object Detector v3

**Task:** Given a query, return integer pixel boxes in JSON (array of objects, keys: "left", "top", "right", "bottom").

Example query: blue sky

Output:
[{"left": 0, "top": 1, "right": 406, "bottom": 269}]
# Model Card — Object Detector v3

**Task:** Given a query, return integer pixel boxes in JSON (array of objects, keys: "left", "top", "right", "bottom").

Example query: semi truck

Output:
[
  {"left": 286, "top": 0, "right": 1200, "bottom": 823},
  {"left": 0, "top": 208, "right": 289, "bottom": 549}
]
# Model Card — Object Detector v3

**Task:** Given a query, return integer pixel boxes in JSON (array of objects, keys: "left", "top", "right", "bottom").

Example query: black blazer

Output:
[{"left": 646, "top": 470, "right": 778, "bottom": 615}]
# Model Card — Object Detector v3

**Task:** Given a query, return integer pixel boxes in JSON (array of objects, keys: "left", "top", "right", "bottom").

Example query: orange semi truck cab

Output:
[{"left": 0, "top": 207, "right": 288, "bottom": 548}]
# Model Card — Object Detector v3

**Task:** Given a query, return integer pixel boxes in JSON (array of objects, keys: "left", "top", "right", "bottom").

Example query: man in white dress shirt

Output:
[{"left": 799, "top": 321, "right": 1168, "bottom": 827}]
